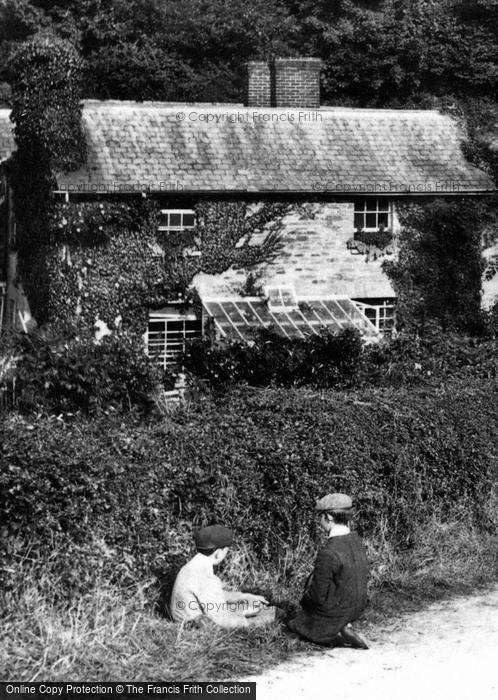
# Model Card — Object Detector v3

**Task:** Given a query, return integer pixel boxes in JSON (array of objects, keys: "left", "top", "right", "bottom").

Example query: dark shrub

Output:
[
  {"left": 183, "top": 327, "right": 363, "bottom": 389},
  {"left": 298, "top": 327, "right": 364, "bottom": 387},
  {"left": 361, "top": 327, "right": 498, "bottom": 386},
  {"left": 385, "top": 199, "right": 488, "bottom": 334},
  {"left": 3, "top": 328, "right": 174, "bottom": 414},
  {"left": 183, "top": 324, "right": 497, "bottom": 390}
]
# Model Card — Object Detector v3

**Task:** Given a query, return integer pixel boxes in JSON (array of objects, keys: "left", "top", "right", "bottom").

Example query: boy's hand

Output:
[
  {"left": 242, "top": 593, "right": 270, "bottom": 605},
  {"left": 252, "top": 595, "right": 270, "bottom": 606},
  {"left": 244, "top": 596, "right": 270, "bottom": 617}
]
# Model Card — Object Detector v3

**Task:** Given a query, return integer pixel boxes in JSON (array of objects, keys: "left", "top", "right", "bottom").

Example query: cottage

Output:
[{"left": 0, "top": 57, "right": 495, "bottom": 368}]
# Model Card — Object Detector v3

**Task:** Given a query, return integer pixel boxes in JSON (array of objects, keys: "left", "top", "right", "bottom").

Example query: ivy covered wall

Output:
[
  {"left": 40, "top": 201, "right": 164, "bottom": 334},
  {"left": 19, "top": 198, "right": 289, "bottom": 335}
]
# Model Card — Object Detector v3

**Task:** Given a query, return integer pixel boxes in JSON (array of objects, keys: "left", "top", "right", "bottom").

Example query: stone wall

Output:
[{"left": 194, "top": 201, "right": 397, "bottom": 300}]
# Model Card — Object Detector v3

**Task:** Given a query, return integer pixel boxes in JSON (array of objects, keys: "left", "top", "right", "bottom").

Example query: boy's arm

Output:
[
  {"left": 223, "top": 589, "right": 269, "bottom": 617},
  {"left": 197, "top": 576, "right": 249, "bottom": 629},
  {"left": 224, "top": 589, "right": 269, "bottom": 604}
]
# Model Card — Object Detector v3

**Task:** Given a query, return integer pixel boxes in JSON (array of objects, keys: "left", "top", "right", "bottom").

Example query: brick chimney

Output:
[
  {"left": 274, "top": 58, "right": 322, "bottom": 109},
  {"left": 245, "top": 57, "right": 322, "bottom": 109},
  {"left": 245, "top": 60, "right": 272, "bottom": 108}
]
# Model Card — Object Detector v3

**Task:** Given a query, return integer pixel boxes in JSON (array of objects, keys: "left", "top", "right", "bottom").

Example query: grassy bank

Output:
[
  {"left": 1, "top": 380, "right": 497, "bottom": 680},
  {"left": 1, "top": 500, "right": 497, "bottom": 681}
]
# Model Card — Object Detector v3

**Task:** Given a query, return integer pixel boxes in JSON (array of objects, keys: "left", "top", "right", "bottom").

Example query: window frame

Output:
[
  {"left": 265, "top": 285, "right": 299, "bottom": 312},
  {"left": 158, "top": 209, "right": 196, "bottom": 233},
  {"left": 146, "top": 307, "right": 202, "bottom": 370},
  {"left": 354, "top": 198, "right": 392, "bottom": 232}
]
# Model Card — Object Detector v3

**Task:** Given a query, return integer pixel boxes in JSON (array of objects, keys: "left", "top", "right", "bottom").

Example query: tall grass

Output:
[{"left": 2, "top": 500, "right": 497, "bottom": 682}]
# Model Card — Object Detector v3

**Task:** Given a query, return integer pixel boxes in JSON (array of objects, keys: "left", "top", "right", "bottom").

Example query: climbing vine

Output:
[
  {"left": 383, "top": 199, "right": 490, "bottom": 334},
  {"left": 41, "top": 200, "right": 167, "bottom": 333},
  {"left": 7, "top": 36, "right": 87, "bottom": 322},
  {"left": 35, "top": 198, "right": 288, "bottom": 334}
]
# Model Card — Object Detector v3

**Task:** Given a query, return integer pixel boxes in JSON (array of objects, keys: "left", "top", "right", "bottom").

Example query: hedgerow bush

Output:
[
  {"left": 183, "top": 325, "right": 498, "bottom": 390},
  {"left": 2, "top": 328, "right": 174, "bottom": 414},
  {"left": 1, "top": 380, "right": 496, "bottom": 599},
  {"left": 361, "top": 326, "right": 498, "bottom": 387},
  {"left": 184, "top": 327, "right": 363, "bottom": 388}
]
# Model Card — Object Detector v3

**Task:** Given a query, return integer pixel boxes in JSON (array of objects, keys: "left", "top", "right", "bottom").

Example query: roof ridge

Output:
[
  {"left": 319, "top": 106, "right": 441, "bottom": 114},
  {"left": 81, "top": 99, "right": 245, "bottom": 108},
  {"left": 79, "top": 100, "right": 443, "bottom": 116},
  {"left": 0, "top": 100, "right": 444, "bottom": 116}
]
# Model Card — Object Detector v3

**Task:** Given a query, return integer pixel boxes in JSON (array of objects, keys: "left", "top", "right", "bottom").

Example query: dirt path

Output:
[{"left": 246, "top": 586, "right": 498, "bottom": 700}]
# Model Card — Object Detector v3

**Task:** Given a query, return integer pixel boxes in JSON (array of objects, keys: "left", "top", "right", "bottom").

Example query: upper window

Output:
[
  {"left": 158, "top": 209, "right": 196, "bottom": 233},
  {"left": 354, "top": 199, "right": 391, "bottom": 231}
]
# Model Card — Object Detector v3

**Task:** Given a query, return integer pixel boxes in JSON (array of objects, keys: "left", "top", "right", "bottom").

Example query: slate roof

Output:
[
  {"left": 58, "top": 101, "right": 493, "bottom": 194},
  {"left": 0, "top": 102, "right": 495, "bottom": 193},
  {"left": 0, "top": 109, "right": 15, "bottom": 163}
]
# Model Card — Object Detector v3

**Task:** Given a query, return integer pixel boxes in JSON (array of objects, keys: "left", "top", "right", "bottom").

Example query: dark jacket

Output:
[{"left": 288, "top": 532, "right": 368, "bottom": 644}]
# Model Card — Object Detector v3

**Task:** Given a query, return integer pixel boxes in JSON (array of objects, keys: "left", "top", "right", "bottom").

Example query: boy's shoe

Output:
[{"left": 340, "top": 625, "right": 369, "bottom": 649}]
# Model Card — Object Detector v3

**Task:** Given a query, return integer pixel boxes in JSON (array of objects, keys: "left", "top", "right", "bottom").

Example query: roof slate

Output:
[{"left": 1, "top": 102, "right": 495, "bottom": 193}]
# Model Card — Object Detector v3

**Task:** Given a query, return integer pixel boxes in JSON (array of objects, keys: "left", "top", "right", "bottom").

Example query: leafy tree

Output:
[
  {"left": 8, "top": 37, "right": 85, "bottom": 172},
  {"left": 317, "top": 1, "right": 462, "bottom": 106},
  {"left": 0, "top": 0, "right": 45, "bottom": 42},
  {"left": 0, "top": 0, "right": 497, "bottom": 104},
  {"left": 0, "top": 0, "right": 47, "bottom": 83},
  {"left": 39, "top": 0, "right": 299, "bottom": 101},
  {"left": 82, "top": 44, "right": 198, "bottom": 102}
]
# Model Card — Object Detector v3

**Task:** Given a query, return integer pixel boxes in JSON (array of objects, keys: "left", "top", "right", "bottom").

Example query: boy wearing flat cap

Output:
[
  {"left": 288, "top": 493, "right": 369, "bottom": 649},
  {"left": 171, "top": 525, "right": 275, "bottom": 629}
]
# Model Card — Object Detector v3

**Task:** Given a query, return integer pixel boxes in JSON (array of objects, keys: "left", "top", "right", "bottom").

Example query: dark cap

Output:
[
  {"left": 194, "top": 525, "right": 234, "bottom": 550},
  {"left": 315, "top": 493, "right": 353, "bottom": 513}
]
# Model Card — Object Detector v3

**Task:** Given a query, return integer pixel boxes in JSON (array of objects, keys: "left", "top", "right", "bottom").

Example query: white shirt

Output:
[
  {"left": 328, "top": 524, "right": 351, "bottom": 538},
  {"left": 170, "top": 553, "right": 248, "bottom": 629}
]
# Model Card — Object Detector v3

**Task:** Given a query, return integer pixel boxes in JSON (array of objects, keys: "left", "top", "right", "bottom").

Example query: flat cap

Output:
[
  {"left": 315, "top": 493, "right": 353, "bottom": 513},
  {"left": 194, "top": 525, "right": 234, "bottom": 549}
]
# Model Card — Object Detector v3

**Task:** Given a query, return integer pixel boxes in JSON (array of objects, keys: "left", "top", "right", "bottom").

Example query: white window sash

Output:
[
  {"left": 146, "top": 314, "right": 202, "bottom": 369},
  {"left": 158, "top": 209, "right": 196, "bottom": 232}
]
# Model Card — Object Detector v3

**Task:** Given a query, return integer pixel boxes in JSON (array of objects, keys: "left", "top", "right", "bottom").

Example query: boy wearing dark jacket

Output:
[{"left": 288, "top": 493, "right": 369, "bottom": 649}]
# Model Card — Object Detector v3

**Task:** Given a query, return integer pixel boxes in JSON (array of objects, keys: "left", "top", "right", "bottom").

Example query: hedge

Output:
[
  {"left": 183, "top": 328, "right": 498, "bottom": 390},
  {"left": 1, "top": 379, "right": 497, "bottom": 596}
]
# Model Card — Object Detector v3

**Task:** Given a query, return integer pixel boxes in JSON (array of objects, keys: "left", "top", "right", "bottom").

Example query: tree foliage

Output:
[
  {"left": 317, "top": 0, "right": 498, "bottom": 106},
  {"left": 1, "top": 0, "right": 496, "bottom": 104},
  {"left": 8, "top": 36, "right": 86, "bottom": 172}
]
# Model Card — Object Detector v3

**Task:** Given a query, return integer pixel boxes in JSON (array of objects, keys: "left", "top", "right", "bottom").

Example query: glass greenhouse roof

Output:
[{"left": 201, "top": 297, "right": 378, "bottom": 341}]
